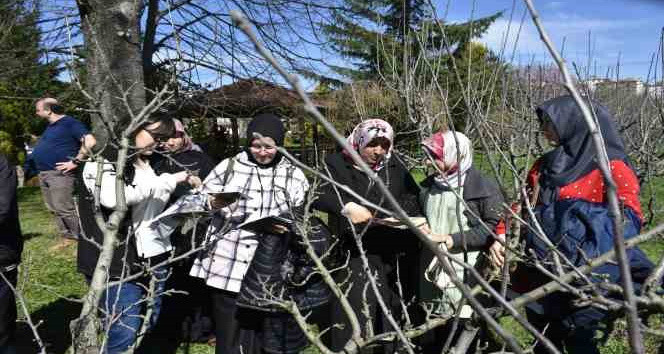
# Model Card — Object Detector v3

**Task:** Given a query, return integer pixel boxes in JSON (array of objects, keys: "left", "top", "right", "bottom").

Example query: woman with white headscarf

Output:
[
  {"left": 420, "top": 130, "right": 504, "bottom": 262},
  {"left": 418, "top": 130, "right": 505, "bottom": 352}
]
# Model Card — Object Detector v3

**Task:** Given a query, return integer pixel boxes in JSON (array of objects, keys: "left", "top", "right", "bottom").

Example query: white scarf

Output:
[{"left": 430, "top": 131, "right": 473, "bottom": 189}]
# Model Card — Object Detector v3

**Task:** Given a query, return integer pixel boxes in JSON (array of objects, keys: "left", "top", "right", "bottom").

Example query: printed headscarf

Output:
[
  {"left": 344, "top": 119, "right": 394, "bottom": 171},
  {"left": 536, "top": 95, "right": 628, "bottom": 204},
  {"left": 173, "top": 119, "right": 195, "bottom": 152},
  {"left": 422, "top": 130, "right": 473, "bottom": 189}
]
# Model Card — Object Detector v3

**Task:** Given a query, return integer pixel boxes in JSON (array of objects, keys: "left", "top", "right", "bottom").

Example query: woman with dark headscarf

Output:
[
  {"left": 189, "top": 113, "right": 311, "bottom": 354},
  {"left": 519, "top": 95, "right": 653, "bottom": 354},
  {"left": 313, "top": 119, "right": 424, "bottom": 353}
]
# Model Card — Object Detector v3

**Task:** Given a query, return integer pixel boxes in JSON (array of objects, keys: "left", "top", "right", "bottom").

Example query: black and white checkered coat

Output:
[{"left": 189, "top": 151, "right": 309, "bottom": 292}]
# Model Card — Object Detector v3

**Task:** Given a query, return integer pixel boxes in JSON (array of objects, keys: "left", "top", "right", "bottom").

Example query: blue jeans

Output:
[{"left": 101, "top": 266, "right": 168, "bottom": 353}]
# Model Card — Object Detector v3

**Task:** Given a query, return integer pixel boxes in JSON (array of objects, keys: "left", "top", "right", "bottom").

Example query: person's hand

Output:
[
  {"left": 186, "top": 175, "right": 202, "bottom": 188},
  {"left": 430, "top": 233, "right": 453, "bottom": 249},
  {"left": 269, "top": 224, "right": 290, "bottom": 234},
  {"left": 208, "top": 193, "right": 238, "bottom": 209},
  {"left": 173, "top": 171, "right": 189, "bottom": 183},
  {"left": 342, "top": 202, "right": 373, "bottom": 224},
  {"left": 418, "top": 223, "right": 431, "bottom": 235},
  {"left": 489, "top": 238, "right": 506, "bottom": 268},
  {"left": 55, "top": 160, "right": 78, "bottom": 174}
]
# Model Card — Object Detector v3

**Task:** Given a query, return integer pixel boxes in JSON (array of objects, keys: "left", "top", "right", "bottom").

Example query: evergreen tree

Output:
[{"left": 310, "top": 0, "right": 500, "bottom": 83}]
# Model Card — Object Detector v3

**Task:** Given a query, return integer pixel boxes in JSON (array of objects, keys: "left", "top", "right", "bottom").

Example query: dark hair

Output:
[
  {"left": 138, "top": 116, "right": 176, "bottom": 142},
  {"left": 365, "top": 136, "right": 391, "bottom": 150},
  {"left": 50, "top": 104, "right": 65, "bottom": 115},
  {"left": 38, "top": 99, "right": 65, "bottom": 115}
]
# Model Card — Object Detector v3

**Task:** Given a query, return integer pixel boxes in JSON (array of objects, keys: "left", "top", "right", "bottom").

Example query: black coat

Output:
[
  {"left": 0, "top": 156, "right": 22, "bottom": 267},
  {"left": 313, "top": 152, "right": 422, "bottom": 256},
  {"left": 152, "top": 150, "right": 216, "bottom": 257},
  {"left": 152, "top": 150, "right": 216, "bottom": 204},
  {"left": 420, "top": 166, "right": 504, "bottom": 252},
  {"left": 237, "top": 215, "right": 331, "bottom": 313}
]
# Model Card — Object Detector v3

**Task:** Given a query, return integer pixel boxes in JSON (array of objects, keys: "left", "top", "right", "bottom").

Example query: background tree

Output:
[
  {"left": 446, "top": 41, "right": 509, "bottom": 131},
  {"left": 0, "top": 0, "right": 71, "bottom": 164},
  {"left": 314, "top": 0, "right": 499, "bottom": 83}
]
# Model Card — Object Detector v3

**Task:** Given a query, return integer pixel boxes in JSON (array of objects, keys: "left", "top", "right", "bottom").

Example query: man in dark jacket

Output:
[{"left": 0, "top": 154, "right": 23, "bottom": 352}]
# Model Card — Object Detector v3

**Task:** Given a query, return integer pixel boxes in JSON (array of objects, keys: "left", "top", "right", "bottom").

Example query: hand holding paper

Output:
[
  {"left": 238, "top": 215, "right": 293, "bottom": 234},
  {"left": 372, "top": 216, "right": 428, "bottom": 229},
  {"left": 208, "top": 191, "right": 248, "bottom": 209}
]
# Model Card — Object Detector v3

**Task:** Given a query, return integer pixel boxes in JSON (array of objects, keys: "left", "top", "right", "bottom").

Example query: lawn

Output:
[{"left": 13, "top": 169, "right": 664, "bottom": 353}]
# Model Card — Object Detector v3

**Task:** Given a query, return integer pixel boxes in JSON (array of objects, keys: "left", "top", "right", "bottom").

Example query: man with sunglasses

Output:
[{"left": 30, "top": 97, "right": 96, "bottom": 247}]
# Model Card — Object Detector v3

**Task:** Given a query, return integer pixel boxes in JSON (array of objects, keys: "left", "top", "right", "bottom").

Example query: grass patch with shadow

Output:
[{"left": 15, "top": 187, "right": 215, "bottom": 354}]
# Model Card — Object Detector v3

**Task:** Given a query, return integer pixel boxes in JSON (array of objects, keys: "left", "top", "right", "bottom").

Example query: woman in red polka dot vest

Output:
[{"left": 519, "top": 95, "right": 654, "bottom": 354}]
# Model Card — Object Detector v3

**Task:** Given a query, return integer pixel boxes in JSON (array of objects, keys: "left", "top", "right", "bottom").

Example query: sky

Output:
[
  {"left": 437, "top": 0, "right": 664, "bottom": 81},
  {"left": 43, "top": 0, "right": 664, "bottom": 88}
]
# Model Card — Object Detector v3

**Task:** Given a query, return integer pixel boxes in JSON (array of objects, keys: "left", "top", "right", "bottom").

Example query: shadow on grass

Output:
[
  {"left": 14, "top": 297, "right": 213, "bottom": 354},
  {"left": 22, "top": 233, "right": 42, "bottom": 241},
  {"left": 16, "top": 297, "right": 81, "bottom": 354}
]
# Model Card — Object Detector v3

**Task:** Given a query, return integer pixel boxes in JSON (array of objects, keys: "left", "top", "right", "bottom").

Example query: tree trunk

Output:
[
  {"left": 77, "top": 0, "right": 146, "bottom": 144},
  {"left": 71, "top": 1, "right": 146, "bottom": 352}
]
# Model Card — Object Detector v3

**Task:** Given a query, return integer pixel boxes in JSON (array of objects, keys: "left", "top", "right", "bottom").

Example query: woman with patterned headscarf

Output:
[
  {"left": 313, "top": 119, "right": 425, "bottom": 353},
  {"left": 418, "top": 130, "right": 505, "bottom": 353}
]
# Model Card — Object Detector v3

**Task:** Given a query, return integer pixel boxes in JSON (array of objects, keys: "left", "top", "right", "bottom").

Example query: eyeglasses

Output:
[
  {"left": 249, "top": 144, "right": 277, "bottom": 152},
  {"left": 144, "top": 129, "right": 170, "bottom": 143}
]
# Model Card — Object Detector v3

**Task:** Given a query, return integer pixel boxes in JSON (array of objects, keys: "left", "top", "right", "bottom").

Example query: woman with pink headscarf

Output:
[
  {"left": 313, "top": 119, "right": 424, "bottom": 353},
  {"left": 418, "top": 130, "right": 505, "bottom": 353}
]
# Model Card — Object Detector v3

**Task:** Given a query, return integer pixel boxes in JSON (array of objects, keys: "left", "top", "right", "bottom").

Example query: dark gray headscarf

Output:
[{"left": 536, "top": 95, "right": 628, "bottom": 204}]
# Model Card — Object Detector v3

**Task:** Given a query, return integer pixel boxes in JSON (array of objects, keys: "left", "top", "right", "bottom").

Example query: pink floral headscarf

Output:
[
  {"left": 422, "top": 130, "right": 472, "bottom": 188},
  {"left": 344, "top": 119, "right": 394, "bottom": 171},
  {"left": 173, "top": 118, "right": 195, "bottom": 152}
]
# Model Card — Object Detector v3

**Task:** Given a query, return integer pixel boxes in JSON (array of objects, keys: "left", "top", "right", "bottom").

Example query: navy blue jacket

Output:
[
  {"left": 527, "top": 200, "right": 653, "bottom": 286},
  {"left": 524, "top": 194, "right": 653, "bottom": 331}
]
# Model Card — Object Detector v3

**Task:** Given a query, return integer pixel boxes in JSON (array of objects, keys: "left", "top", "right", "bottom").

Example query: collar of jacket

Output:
[{"left": 421, "top": 166, "right": 493, "bottom": 200}]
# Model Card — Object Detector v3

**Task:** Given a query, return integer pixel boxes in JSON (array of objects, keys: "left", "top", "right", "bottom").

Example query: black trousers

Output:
[
  {"left": 0, "top": 269, "right": 17, "bottom": 354},
  {"left": 154, "top": 261, "right": 214, "bottom": 345},
  {"left": 526, "top": 307, "right": 601, "bottom": 354},
  {"left": 211, "top": 288, "right": 312, "bottom": 354},
  {"left": 211, "top": 289, "right": 264, "bottom": 354},
  {"left": 325, "top": 252, "right": 418, "bottom": 353}
]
